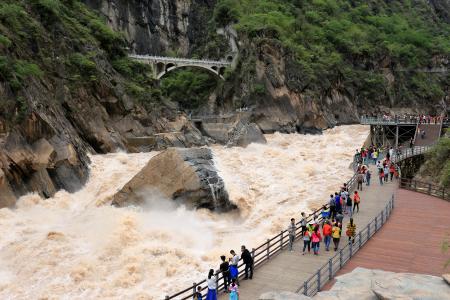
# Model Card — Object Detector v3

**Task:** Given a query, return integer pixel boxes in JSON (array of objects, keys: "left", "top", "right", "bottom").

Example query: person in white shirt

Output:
[
  {"left": 206, "top": 269, "right": 217, "bottom": 300},
  {"left": 229, "top": 250, "right": 240, "bottom": 285}
]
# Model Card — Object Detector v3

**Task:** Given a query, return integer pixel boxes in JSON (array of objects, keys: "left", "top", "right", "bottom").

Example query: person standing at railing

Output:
[
  {"left": 334, "top": 192, "right": 342, "bottom": 214},
  {"left": 331, "top": 222, "right": 341, "bottom": 251},
  {"left": 300, "top": 212, "right": 307, "bottom": 234},
  {"left": 229, "top": 250, "right": 240, "bottom": 285},
  {"left": 219, "top": 255, "right": 230, "bottom": 292},
  {"left": 288, "top": 218, "right": 296, "bottom": 252},
  {"left": 241, "top": 245, "right": 253, "bottom": 280},
  {"left": 206, "top": 269, "right": 218, "bottom": 300},
  {"left": 322, "top": 221, "right": 332, "bottom": 251},
  {"left": 346, "top": 218, "right": 356, "bottom": 244},
  {"left": 194, "top": 286, "right": 203, "bottom": 300},
  {"left": 328, "top": 195, "right": 336, "bottom": 220}
]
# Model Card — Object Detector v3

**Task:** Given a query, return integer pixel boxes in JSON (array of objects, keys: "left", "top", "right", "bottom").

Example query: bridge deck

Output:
[
  {"left": 323, "top": 189, "right": 450, "bottom": 290},
  {"left": 219, "top": 165, "right": 397, "bottom": 299},
  {"left": 414, "top": 123, "right": 442, "bottom": 146}
]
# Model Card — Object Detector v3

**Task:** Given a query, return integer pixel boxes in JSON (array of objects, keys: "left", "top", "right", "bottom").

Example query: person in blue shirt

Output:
[{"left": 334, "top": 192, "right": 342, "bottom": 213}]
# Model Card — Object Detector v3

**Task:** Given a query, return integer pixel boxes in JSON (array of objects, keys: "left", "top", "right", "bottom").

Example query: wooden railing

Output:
[
  {"left": 296, "top": 194, "right": 395, "bottom": 296},
  {"left": 164, "top": 173, "right": 359, "bottom": 299},
  {"left": 399, "top": 178, "right": 449, "bottom": 201}
]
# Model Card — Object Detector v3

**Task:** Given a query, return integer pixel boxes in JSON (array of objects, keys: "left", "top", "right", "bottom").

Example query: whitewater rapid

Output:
[{"left": 0, "top": 125, "right": 368, "bottom": 299}]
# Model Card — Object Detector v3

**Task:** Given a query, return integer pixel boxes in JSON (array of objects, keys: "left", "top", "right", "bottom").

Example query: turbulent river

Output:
[{"left": 0, "top": 125, "right": 368, "bottom": 299}]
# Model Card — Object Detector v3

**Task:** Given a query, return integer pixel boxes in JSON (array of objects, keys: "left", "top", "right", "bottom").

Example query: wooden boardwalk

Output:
[
  {"left": 322, "top": 189, "right": 450, "bottom": 291},
  {"left": 219, "top": 166, "right": 397, "bottom": 300}
]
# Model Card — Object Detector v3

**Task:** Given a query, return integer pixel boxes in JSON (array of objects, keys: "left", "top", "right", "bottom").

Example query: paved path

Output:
[
  {"left": 219, "top": 166, "right": 397, "bottom": 299},
  {"left": 322, "top": 189, "right": 450, "bottom": 291}
]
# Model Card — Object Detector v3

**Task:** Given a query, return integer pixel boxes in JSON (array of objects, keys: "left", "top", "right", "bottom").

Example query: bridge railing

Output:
[
  {"left": 128, "top": 54, "right": 231, "bottom": 66},
  {"left": 391, "top": 145, "right": 430, "bottom": 163},
  {"left": 164, "top": 172, "right": 360, "bottom": 299},
  {"left": 296, "top": 194, "right": 395, "bottom": 296},
  {"left": 399, "top": 178, "right": 449, "bottom": 201},
  {"left": 360, "top": 116, "right": 449, "bottom": 126}
]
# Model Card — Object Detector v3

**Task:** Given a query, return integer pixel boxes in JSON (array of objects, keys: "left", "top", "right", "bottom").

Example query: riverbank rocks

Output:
[
  {"left": 314, "top": 267, "right": 450, "bottom": 300},
  {"left": 443, "top": 274, "right": 450, "bottom": 285},
  {"left": 112, "top": 148, "right": 236, "bottom": 211}
]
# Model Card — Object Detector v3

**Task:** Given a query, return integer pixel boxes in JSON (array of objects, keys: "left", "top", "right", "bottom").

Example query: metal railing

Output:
[
  {"left": 399, "top": 178, "right": 449, "bottom": 201},
  {"left": 391, "top": 146, "right": 430, "bottom": 163},
  {"left": 296, "top": 194, "right": 395, "bottom": 296},
  {"left": 128, "top": 54, "right": 231, "bottom": 66},
  {"left": 164, "top": 145, "right": 432, "bottom": 299},
  {"left": 164, "top": 172, "right": 360, "bottom": 299},
  {"left": 360, "top": 116, "right": 448, "bottom": 126}
]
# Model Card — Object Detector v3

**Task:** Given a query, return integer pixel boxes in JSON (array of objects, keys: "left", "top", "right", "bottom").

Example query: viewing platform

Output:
[{"left": 166, "top": 147, "right": 433, "bottom": 299}]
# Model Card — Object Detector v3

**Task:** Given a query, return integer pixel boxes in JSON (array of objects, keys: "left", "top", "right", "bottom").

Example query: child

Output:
[
  {"left": 228, "top": 278, "right": 239, "bottom": 300},
  {"left": 194, "top": 286, "right": 202, "bottom": 300}
]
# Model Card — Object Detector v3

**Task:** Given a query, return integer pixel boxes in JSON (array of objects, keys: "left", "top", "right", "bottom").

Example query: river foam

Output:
[{"left": 0, "top": 125, "right": 368, "bottom": 299}]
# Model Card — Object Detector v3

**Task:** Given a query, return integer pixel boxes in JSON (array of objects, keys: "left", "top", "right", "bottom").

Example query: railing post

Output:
[
  {"left": 304, "top": 281, "right": 308, "bottom": 296},
  {"left": 339, "top": 249, "right": 343, "bottom": 268},
  {"left": 328, "top": 258, "right": 332, "bottom": 280},
  {"left": 165, "top": 296, "right": 169, "bottom": 300},
  {"left": 375, "top": 216, "right": 378, "bottom": 231},
  {"left": 267, "top": 239, "right": 270, "bottom": 259},
  {"left": 428, "top": 183, "right": 432, "bottom": 195},
  {"left": 367, "top": 223, "right": 371, "bottom": 239},
  {"left": 358, "top": 232, "right": 362, "bottom": 249},
  {"left": 349, "top": 241, "right": 353, "bottom": 258},
  {"left": 280, "top": 231, "right": 284, "bottom": 250},
  {"left": 252, "top": 248, "right": 255, "bottom": 262},
  {"left": 317, "top": 269, "right": 321, "bottom": 291},
  {"left": 381, "top": 210, "right": 384, "bottom": 224},
  {"left": 192, "top": 282, "right": 197, "bottom": 296}
]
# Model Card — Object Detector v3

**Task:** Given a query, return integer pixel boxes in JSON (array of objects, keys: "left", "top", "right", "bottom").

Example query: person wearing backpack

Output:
[
  {"left": 346, "top": 218, "right": 356, "bottom": 244},
  {"left": 346, "top": 194, "right": 353, "bottom": 216},
  {"left": 331, "top": 222, "right": 341, "bottom": 251},
  {"left": 322, "top": 220, "right": 332, "bottom": 251},
  {"left": 329, "top": 194, "right": 336, "bottom": 220},
  {"left": 302, "top": 227, "right": 311, "bottom": 255},
  {"left": 353, "top": 191, "right": 361, "bottom": 213},
  {"left": 311, "top": 227, "right": 322, "bottom": 255}
]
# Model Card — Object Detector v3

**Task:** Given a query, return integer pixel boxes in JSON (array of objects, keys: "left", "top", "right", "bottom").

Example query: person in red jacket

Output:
[
  {"left": 322, "top": 221, "right": 332, "bottom": 251},
  {"left": 311, "top": 227, "right": 322, "bottom": 255}
]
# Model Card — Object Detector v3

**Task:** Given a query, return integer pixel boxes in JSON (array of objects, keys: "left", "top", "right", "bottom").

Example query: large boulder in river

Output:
[
  {"left": 226, "top": 121, "right": 267, "bottom": 147},
  {"left": 112, "top": 148, "right": 236, "bottom": 211}
]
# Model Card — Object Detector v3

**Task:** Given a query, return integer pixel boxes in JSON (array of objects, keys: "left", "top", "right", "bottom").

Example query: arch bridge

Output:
[{"left": 128, "top": 54, "right": 232, "bottom": 80}]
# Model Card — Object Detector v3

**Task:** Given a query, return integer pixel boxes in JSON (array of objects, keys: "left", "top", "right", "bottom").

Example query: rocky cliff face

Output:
[
  {"left": 83, "top": 0, "right": 217, "bottom": 56},
  {"left": 0, "top": 1, "right": 207, "bottom": 207}
]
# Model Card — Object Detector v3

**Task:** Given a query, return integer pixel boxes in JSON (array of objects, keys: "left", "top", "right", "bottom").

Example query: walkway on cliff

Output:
[
  {"left": 322, "top": 188, "right": 450, "bottom": 290},
  {"left": 414, "top": 123, "right": 443, "bottom": 146},
  {"left": 218, "top": 165, "right": 397, "bottom": 300}
]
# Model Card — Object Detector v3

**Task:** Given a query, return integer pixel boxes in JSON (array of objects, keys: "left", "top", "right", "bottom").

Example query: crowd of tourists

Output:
[
  {"left": 197, "top": 146, "right": 397, "bottom": 300},
  {"left": 364, "top": 113, "right": 448, "bottom": 124}
]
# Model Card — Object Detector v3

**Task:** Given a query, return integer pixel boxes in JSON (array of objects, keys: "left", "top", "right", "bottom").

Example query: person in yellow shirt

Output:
[{"left": 331, "top": 222, "right": 341, "bottom": 251}]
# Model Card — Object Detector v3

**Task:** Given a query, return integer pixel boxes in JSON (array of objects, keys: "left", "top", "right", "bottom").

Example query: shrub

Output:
[
  {"left": 68, "top": 53, "right": 97, "bottom": 75},
  {"left": 0, "top": 34, "right": 11, "bottom": 47},
  {"left": 0, "top": 3, "right": 28, "bottom": 31}
]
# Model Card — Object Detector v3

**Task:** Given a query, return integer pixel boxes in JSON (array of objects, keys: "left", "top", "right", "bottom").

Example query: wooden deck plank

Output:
[{"left": 322, "top": 189, "right": 450, "bottom": 292}]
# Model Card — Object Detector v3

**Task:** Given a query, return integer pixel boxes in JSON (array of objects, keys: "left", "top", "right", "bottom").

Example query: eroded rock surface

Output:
[{"left": 112, "top": 148, "right": 235, "bottom": 211}]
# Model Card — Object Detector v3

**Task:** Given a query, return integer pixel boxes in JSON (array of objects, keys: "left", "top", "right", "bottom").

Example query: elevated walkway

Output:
[
  {"left": 323, "top": 188, "right": 450, "bottom": 291},
  {"left": 414, "top": 123, "right": 442, "bottom": 146}
]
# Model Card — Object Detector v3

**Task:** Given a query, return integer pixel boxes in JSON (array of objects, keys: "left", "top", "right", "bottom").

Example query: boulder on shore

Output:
[{"left": 112, "top": 148, "right": 236, "bottom": 211}]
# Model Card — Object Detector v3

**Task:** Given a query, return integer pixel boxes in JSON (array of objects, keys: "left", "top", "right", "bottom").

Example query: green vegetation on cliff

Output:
[
  {"left": 0, "top": 0, "right": 161, "bottom": 123},
  {"left": 212, "top": 0, "right": 450, "bottom": 106},
  {"left": 420, "top": 134, "right": 450, "bottom": 188}
]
